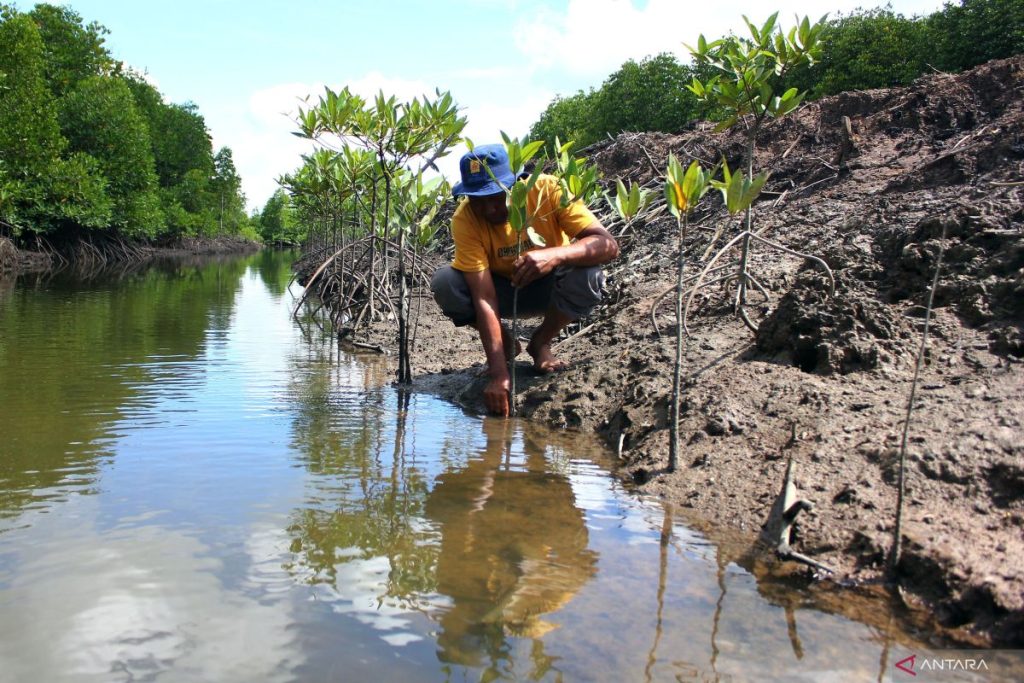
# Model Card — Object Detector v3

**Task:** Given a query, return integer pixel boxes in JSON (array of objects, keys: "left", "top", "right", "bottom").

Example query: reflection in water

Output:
[
  {"left": 2, "top": 249, "right": 1002, "bottom": 682},
  {"left": 286, "top": 385, "right": 598, "bottom": 678},
  {"left": 0, "top": 255, "right": 251, "bottom": 524},
  {"left": 426, "top": 418, "right": 597, "bottom": 673}
]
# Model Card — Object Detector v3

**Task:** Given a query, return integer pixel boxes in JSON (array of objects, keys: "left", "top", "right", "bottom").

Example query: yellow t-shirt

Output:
[{"left": 451, "top": 175, "right": 597, "bottom": 279}]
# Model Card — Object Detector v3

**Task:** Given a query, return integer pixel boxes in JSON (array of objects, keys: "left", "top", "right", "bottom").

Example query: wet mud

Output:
[{"left": 322, "top": 57, "right": 1024, "bottom": 646}]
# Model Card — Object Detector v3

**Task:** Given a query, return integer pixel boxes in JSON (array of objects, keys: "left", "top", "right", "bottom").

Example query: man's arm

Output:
[
  {"left": 511, "top": 222, "right": 619, "bottom": 288},
  {"left": 462, "top": 268, "right": 511, "bottom": 417}
]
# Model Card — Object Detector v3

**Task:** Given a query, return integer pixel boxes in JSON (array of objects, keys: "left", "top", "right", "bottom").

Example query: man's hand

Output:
[
  {"left": 512, "top": 248, "right": 563, "bottom": 288},
  {"left": 483, "top": 374, "right": 511, "bottom": 417}
]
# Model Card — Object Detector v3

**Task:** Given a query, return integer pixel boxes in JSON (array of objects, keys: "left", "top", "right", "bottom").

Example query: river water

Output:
[{"left": 0, "top": 251, "right": 986, "bottom": 682}]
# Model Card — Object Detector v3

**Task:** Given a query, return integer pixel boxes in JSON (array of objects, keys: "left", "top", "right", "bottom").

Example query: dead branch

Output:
[{"left": 761, "top": 457, "right": 835, "bottom": 574}]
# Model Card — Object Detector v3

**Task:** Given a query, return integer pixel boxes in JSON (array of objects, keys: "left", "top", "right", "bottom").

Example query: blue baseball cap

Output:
[{"left": 452, "top": 144, "right": 516, "bottom": 198}]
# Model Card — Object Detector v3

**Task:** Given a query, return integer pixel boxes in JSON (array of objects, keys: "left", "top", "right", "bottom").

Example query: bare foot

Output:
[{"left": 526, "top": 337, "right": 569, "bottom": 374}]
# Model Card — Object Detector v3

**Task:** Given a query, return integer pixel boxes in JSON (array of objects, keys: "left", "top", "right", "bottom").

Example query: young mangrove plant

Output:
[
  {"left": 686, "top": 13, "right": 830, "bottom": 331},
  {"left": 470, "top": 133, "right": 546, "bottom": 416},
  {"left": 663, "top": 154, "right": 712, "bottom": 472},
  {"left": 683, "top": 160, "right": 836, "bottom": 334},
  {"left": 605, "top": 178, "right": 653, "bottom": 235},
  {"left": 469, "top": 133, "right": 599, "bottom": 416},
  {"left": 393, "top": 170, "right": 448, "bottom": 366},
  {"left": 554, "top": 138, "right": 602, "bottom": 209},
  {"left": 293, "top": 87, "right": 466, "bottom": 382}
]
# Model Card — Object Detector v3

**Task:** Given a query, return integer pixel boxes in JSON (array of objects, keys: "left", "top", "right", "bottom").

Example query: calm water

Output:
[{"left": 0, "top": 251, "right": 995, "bottom": 682}]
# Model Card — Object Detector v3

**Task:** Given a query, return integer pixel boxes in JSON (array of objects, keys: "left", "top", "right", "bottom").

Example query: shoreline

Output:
[
  {"left": 0, "top": 235, "right": 262, "bottom": 276},
  {"left": 317, "top": 58, "right": 1024, "bottom": 646}
]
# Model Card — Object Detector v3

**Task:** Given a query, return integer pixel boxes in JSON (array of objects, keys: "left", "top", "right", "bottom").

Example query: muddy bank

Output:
[
  {"left": 0, "top": 234, "right": 261, "bottom": 276},
  {"left": 313, "top": 57, "right": 1023, "bottom": 646}
]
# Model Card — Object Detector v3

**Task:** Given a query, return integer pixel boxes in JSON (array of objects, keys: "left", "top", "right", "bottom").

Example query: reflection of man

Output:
[
  {"left": 431, "top": 144, "right": 619, "bottom": 416},
  {"left": 424, "top": 419, "right": 598, "bottom": 671}
]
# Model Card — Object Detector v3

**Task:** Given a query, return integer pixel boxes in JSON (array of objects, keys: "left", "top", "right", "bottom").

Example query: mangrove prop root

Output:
[{"left": 683, "top": 230, "right": 836, "bottom": 335}]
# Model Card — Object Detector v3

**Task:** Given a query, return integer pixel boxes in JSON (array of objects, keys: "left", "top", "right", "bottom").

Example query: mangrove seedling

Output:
[
  {"left": 663, "top": 154, "right": 712, "bottom": 472},
  {"left": 606, "top": 178, "right": 653, "bottom": 235},
  {"left": 683, "top": 160, "right": 835, "bottom": 334},
  {"left": 686, "top": 12, "right": 828, "bottom": 331}
]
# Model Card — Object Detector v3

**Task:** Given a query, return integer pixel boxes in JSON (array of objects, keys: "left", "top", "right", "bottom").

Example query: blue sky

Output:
[{"left": 41, "top": 0, "right": 948, "bottom": 211}]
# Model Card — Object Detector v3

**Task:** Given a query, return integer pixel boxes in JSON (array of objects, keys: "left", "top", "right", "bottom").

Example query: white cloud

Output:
[
  {"left": 444, "top": 92, "right": 555, "bottom": 173},
  {"left": 514, "top": 0, "right": 695, "bottom": 78},
  {"left": 0, "top": 512, "right": 303, "bottom": 683},
  {"left": 222, "top": 0, "right": 949, "bottom": 213},
  {"left": 513, "top": 0, "right": 947, "bottom": 80}
]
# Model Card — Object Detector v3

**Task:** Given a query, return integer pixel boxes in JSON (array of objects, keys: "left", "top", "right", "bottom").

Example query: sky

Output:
[{"left": 41, "top": 0, "right": 949, "bottom": 212}]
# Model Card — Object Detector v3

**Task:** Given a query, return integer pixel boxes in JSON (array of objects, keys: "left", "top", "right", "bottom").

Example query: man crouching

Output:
[{"left": 431, "top": 144, "right": 619, "bottom": 417}]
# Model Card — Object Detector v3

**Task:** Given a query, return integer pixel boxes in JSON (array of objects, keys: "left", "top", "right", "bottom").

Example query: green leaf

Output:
[
  {"left": 627, "top": 181, "right": 641, "bottom": 215},
  {"left": 743, "top": 15, "right": 761, "bottom": 43},
  {"left": 526, "top": 226, "right": 546, "bottom": 247},
  {"left": 682, "top": 160, "right": 710, "bottom": 205},
  {"left": 664, "top": 180, "right": 680, "bottom": 219},
  {"left": 760, "top": 12, "right": 779, "bottom": 41},
  {"left": 525, "top": 161, "right": 544, "bottom": 191},
  {"left": 521, "top": 140, "right": 544, "bottom": 164}
]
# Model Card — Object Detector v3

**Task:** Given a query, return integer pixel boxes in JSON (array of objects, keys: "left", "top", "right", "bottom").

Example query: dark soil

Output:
[{"left": 322, "top": 57, "right": 1024, "bottom": 647}]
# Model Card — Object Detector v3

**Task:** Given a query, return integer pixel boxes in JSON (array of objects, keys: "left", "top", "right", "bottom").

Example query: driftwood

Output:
[{"left": 760, "top": 456, "right": 835, "bottom": 573}]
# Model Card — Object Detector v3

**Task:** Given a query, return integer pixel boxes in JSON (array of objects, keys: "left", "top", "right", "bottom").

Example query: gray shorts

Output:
[{"left": 430, "top": 265, "right": 605, "bottom": 327}]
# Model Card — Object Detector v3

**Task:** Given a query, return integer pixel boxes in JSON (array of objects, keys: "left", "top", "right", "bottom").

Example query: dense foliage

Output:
[
  {"left": 528, "top": 0, "right": 1023, "bottom": 146},
  {"left": 528, "top": 54, "right": 715, "bottom": 151},
  {"left": 0, "top": 3, "right": 251, "bottom": 244},
  {"left": 253, "top": 189, "right": 301, "bottom": 246}
]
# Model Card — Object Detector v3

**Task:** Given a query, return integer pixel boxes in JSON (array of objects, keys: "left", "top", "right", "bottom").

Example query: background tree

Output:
[
  {"left": 59, "top": 75, "right": 164, "bottom": 236},
  {"left": 528, "top": 1, "right": 1023, "bottom": 143},
  {"left": 27, "top": 3, "right": 112, "bottom": 98},
  {"left": 784, "top": 8, "right": 930, "bottom": 96},
  {"left": 256, "top": 189, "right": 300, "bottom": 245},
  {"left": 211, "top": 146, "right": 246, "bottom": 235},
  {"left": 927, "top": 0, "right": 1024, "bottom": 72},
  {"left": 591, "top": 54, "right": 706, "bottom": 140},
  {"left": 528, "top": 55, "right": 715, "bottom": 151},
  {"left": 529, "top": 90, "right": 597, "bottom": 151},
  {"left": 0, "top": 13, "right": 66, "bottom": 231},
  {"left": 0, "top": 4, "right": 249, "bottom": 249}
]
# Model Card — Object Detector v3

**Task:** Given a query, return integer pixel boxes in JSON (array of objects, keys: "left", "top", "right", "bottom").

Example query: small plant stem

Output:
[
  {"left": 510, "top": 286, "right": 519, "bottom": 417},
  {"left": 889, "top": 222, "right": 947, "bottom": 573},
  {"left": 669, "top": 212, "right": 689, "bottom": 472},
  {"left": 737, "top": 232, "right": 751, "bottom": 311},
  {"left": 508, "top": 233, "right": 523, "bottom": 418},
  {"left": 738, "top": 133, "right": 756, "bottom": 310}
]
